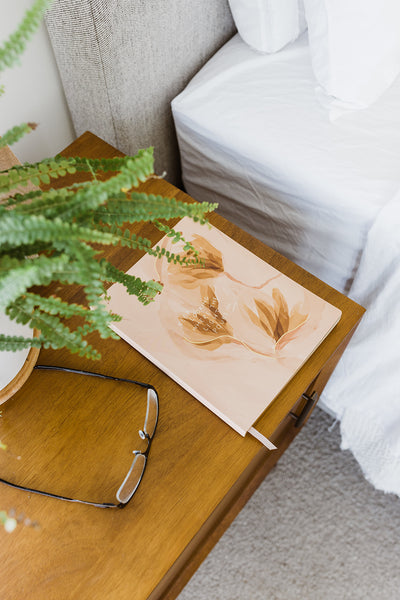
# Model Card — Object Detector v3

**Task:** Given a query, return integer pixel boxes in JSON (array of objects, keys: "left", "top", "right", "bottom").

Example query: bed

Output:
[{"left": 172, "top": 31, "right": 400, "bottom": 495}]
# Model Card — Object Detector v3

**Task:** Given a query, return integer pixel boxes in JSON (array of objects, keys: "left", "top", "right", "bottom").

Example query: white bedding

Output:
[
  {"left": 322, "top": 192, "right": 400, "bottom": 495},
  {"left": 172, "top": 33, "right": 400, "bottom": 495},
  {"left": 172, "top": 33, "right": 400, "bottom": 294}
]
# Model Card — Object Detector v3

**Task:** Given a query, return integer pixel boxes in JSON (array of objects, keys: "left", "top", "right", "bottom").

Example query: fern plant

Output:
[{"left": 0, "top": 0, "right": 217, "bottom": 361}]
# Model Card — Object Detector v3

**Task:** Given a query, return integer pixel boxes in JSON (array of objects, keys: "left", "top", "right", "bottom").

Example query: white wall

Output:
[{"left": 0, "top": 1, "right": 75, "bottom": 163}]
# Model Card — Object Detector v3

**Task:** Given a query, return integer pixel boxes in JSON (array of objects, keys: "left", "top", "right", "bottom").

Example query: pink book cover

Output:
[{"left": 106, "top": 218, "right": 342, "bottom": 437}]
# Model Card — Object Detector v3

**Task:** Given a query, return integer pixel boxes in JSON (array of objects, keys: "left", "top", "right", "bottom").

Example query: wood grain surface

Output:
[{"left": 0, "top": 132, "right": 364, "bottom": 600}]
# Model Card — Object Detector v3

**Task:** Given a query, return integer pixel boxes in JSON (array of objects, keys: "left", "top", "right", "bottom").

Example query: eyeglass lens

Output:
[
  {"left": 116, "top": 388, "right": 158, "bottom": 505},
  {"left": 143, "top": 388, "right": 158, "bottom": 438},
  {"left": 117, "top": 453, "right": 146, "bottom": 504}
]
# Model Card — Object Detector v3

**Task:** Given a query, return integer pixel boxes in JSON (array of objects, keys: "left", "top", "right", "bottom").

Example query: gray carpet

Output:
[{"left": 178, "top": 408, "right": 400, "bottom": 600}]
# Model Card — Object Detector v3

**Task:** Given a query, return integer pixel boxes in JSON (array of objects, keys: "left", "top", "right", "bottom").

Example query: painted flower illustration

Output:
[
  {"left": 166, "top": 235, "right": 224, "bottom": 289},
  {"left": 166, "top": 234, "right": 280, "bottom": 290},
  {"left": 178, "top": 285, "right": 277, "bottom": 357},
  {"left": 178, "top": 285, "right": 234, "bottom": 351},
  {"left": 243, "top": 288, "right": 309, "bottom": 350}
]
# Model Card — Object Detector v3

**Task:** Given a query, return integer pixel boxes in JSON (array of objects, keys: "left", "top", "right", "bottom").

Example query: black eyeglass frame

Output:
[{"left": 0, "top": 365, "right": 159, "bottom": 509}]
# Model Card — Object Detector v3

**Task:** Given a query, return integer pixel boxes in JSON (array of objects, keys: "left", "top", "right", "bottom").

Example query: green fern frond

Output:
[
  {"left": 99, "top": 224, "right": 196, "bottom": 267},
  {"left": 0, "top": 241, "right": 48, "bottom": 261},
  {"left": 0, "top": 122, "right": 36, "bottom": 148},
  {"left": 104, "top": 224, "right": 156, "bottom": 254},
  {"left": 4, "top": 149, "right": 155, "bottom": 221},
  {"left": 6, "top": 304, "right": 101, "bottom": 360},
  {"left": 10, "top": 187, "right": 78, "bottom": 215},
  {"left": 102, "top": 261, "right": 163, "bottom": 305},
  {"left": 55, "top": 151, "right": 155, "bottom": 220},
  {"left": 93, "top": 195, "right": 217, "bottom": 226},
  {"left": 152, "top": 220, "right": 185, "bottom": 242},
  {"left": 0, "top": 251, "right": 108, "bottom": 312},
  {"left": 0, "top": 213, "right": 118, "bottom": 247},
  {"left": 10, "top": 187, "right": 124, "bottom": 219},
  {"left": 74, "top": 313, "right": 121, "bottom": 340},
  {"left": 66, "top": 151, "right": 154, "bottom": 174},
  {"left": 50, "top": 239, "right": 107, "bottom": 308},
  {"left": 0, "top": 159, "right": 76, "bottom": 193},
  {"left": 2, "top": 188, "right": 43, "bottom": 208},
  {"left": 0, "top": 0, "right": 53, "bottom": 73},
  {"left": 16, "top": 292, "right": 91, "bottom": 318},
  {"left": 11, "top": 293, "right": 121, "bottom": 340},
  {"left": 6, "top": 151, "right": 153, "bottom": 176},
  {"left": 152, "top": 220, "right": 200, "bottom": 255},
  {"left": 0, "top": 254, "right": 68, "bottom": 310},
  {"left": 0, "top": 334, "right": 42, "bottom": 352}
]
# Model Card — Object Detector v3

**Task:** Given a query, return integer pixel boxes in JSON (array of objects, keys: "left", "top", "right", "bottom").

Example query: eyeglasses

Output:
[{"left": 0, "top": 365, "right": 159, "bottom": 509}]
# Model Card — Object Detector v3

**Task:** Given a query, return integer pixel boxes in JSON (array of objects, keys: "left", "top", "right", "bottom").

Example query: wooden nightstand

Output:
[{"left": 0, "top": 132, "right": 364, "bottom": 600}]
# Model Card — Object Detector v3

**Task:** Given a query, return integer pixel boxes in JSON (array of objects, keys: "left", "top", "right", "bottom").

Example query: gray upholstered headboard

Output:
[{"left": 45, "top": 1, "right": 235, "bottom": 185}]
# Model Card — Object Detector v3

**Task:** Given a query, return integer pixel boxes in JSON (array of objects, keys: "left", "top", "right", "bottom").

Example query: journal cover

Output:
[{"left": 106, "top": 217, "right": 341, "bottom": 438}]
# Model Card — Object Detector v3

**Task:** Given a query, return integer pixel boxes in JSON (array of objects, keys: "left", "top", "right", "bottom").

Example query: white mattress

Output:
[{"left": 172, "top": 33, "right": 400, "bottom": 293}]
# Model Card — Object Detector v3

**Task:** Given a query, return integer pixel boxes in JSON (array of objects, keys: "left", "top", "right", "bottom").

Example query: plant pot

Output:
[
  {"left": 0, "top": 313, "right": 40, "bottom": 405},
  {"left": 1, "top": 148, "right": 40, "bottom": 404}
]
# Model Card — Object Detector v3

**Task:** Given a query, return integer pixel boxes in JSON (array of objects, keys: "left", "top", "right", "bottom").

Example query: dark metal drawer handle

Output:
[{"left": 290, "top": 391, "right": 319, "bottom": 428}]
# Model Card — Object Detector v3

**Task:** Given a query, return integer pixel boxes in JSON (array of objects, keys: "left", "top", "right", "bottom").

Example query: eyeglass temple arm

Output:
[{"left": 0, "top": 477, "right": 119, "bottom": 509}]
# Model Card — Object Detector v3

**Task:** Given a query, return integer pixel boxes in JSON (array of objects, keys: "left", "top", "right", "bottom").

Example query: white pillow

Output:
[
  {"left": 228, "top": 0, "right": 307, "bottom": 54},
  {"left": 304, "top": 0, "right": 400, "bottom": 111}
]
